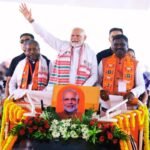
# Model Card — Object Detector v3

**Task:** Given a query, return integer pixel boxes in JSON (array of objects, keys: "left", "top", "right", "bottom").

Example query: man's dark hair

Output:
[
  {"left": 128, "top": 48, "right": 135, "bottom": 54},
  {"left": 112, "top": 34, "right": 128, "bottom": 43},
  {"left": 20, "top": 33, "right": 34, "bottom": 39},
  {"left": 109, "top": 28, "right": 123, "bottom": 34}
]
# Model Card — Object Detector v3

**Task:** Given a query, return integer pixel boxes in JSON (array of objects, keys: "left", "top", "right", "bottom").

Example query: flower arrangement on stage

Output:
[{"left": 10, "top": 107, "right": 128, "bottom": 145}]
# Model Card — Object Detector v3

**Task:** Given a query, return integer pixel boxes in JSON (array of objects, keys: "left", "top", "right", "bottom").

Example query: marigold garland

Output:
[
  {"left": 140, "top": 105, "right": 149, "bottom": 150},
  {"left": 115, "top": 116, "right": 124, "bottom": 130},
  {"left": 13, "top": 106, "right": 21, "bottom": 123},
  {"left": 0, "top": 99, "right": 26, "bottom": 150},
  {"left": 115, "top": 116, "right": 129, "bottom": 150},
  {"left": 8, "top": 135, "right": 18, "bottom": 150},
  {"left": 132, "top": 109, "right": 144, "bottom": 130},
  {"left": 126, "top": 139, "right": 132, "bottom": 150},
  {"left": 120, "top": 140, "right": 128, "bottom": 150},
  {"left": 4, "top": 101, "right": 14, "bottom": 122},
  {"left": 0, "top": 98, "right": 11, "bottom": 148},
  {"left": 2, "top": 135, "right": 18, "bottom": 150},
  {"left": 126, "top": 112, "right": 135, "bottom": 133},
  {"left": 9, "top": 104, "right": 16, "bottom": 122},
  {"left": 16, "top": 109, "right": 25, "bottom": 121},
  {"left": 115, "top": 105, "right": 149, "bottom": 150},
  {"left": 120, "top": 114, "right": 130, "bottom": 134}
]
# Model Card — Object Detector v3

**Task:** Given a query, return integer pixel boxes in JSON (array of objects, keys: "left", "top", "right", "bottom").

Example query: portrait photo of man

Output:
[
  {"left": 62, "top": 88, "right": 79, "bottom": 115},
  {"left": 55, "top": 86, "right": 85, "bottom": 119}
]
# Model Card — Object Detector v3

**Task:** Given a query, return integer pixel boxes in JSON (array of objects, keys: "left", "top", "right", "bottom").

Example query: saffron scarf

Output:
[
  {"left": 49, "top": 45, "right": 92, "bottom": 85},
  {"left": 20, "top": 56, "right": 49, "bottom": 90},
  {"left": 102, "top": 54, "right": 137, "bottom": 95}
]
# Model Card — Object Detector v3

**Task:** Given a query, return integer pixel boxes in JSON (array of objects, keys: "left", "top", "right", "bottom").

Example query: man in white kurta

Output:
[
  {"left": 19, "top": 3, "right": 98, "bottom": 87},
  {"left": 9, "top": 40, "right": 50, "bottom": 94},
  {"left": 9, "top": 40, "right": 51, "bottom": 111}
]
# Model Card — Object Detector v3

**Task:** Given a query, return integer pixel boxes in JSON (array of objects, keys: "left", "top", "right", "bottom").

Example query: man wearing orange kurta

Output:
[{"left": 99, "top": 34, "right": 145, "bottom": 113}]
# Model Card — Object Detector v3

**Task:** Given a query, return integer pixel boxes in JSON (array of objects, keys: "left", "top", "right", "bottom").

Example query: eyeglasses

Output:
[{"left": 20, "top": 39, "right": 30, "bottom": 44}]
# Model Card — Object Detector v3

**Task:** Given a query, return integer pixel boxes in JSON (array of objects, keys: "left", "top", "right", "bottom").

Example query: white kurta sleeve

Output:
[
  {"left": 130, "top": 62, "right": 145, "bottom": 97},
  {"left": 9, "top": 66, "right": 18, "bottom": 95},
  {"left": 83, "top": 54, "right": 98, "bottom": 86},
  {"left": 98, "top": 61, "right": 103, "bottom": 86},
  {"left": 31, "top": 21, "right": 67, "bottom": 51}
]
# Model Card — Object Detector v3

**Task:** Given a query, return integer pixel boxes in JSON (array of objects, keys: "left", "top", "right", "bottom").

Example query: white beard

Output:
[
  {"left": 64, "top": 105, "right": 78, "bottom": 113},
  {"left": 71, "top": 42, "right": 82, "bottom": 47}
]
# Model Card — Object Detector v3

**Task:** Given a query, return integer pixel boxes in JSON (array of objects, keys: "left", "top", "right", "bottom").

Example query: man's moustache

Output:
[{"left": 116, "top": 48, "right": 124, "bottom": 51}]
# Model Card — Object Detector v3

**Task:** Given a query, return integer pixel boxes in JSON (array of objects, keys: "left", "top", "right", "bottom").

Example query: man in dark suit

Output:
[{"left": 96, "top": 28, "right": 123, "bottom": 65}]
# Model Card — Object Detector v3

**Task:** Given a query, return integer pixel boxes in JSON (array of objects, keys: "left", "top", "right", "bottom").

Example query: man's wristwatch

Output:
[{"left": 29, "top": 19, "right": 34, "bottom": 23}]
